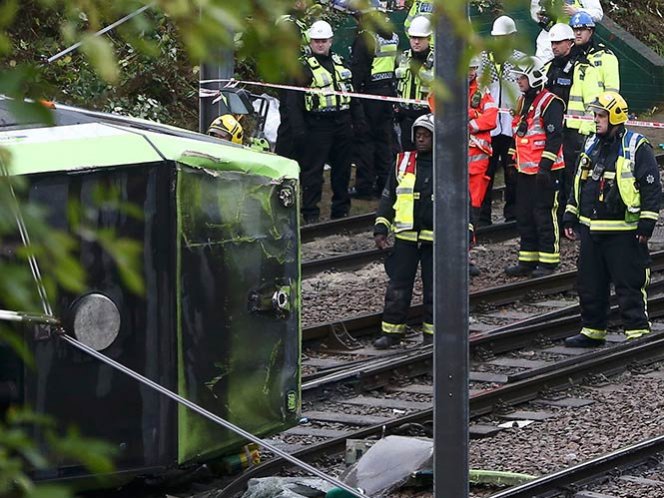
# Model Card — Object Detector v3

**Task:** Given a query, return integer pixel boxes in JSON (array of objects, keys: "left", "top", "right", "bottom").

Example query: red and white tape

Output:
[{"left": 200, "top": 79, "right": 664, "bottom": 130}]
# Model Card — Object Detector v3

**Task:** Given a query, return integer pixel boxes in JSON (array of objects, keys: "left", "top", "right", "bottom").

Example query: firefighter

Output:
[
  {"left": 347, "top": 3, "right": 399, "bottom": 200},
  {"left": 544, "top": 22, "right": 600, "bottom": 224},
  {"left": 284, "top": 20, "right": 367, "bottom": 224},
  {"left": 468, "top": 55, "right": 498, "bottom": 225},
  {"left": 505, "top": 56, "right": 566, "bottom": 278},
  {"left": 563, "top": 92, "right": 661, "bottom": 347},
  {"left": 373, "top": 114, "right": 434, "bottom": 349},
  {"left": 530, "top": 0, "right": 603, "bottom": 62},
  {"left": 569, "top": 12, "right": 620, "bottom": 92},
  {"left": 207, "top": 114, "right": 244, "bottom": 144},
  {"left": 394, "top": 16, "right": 434, "bottom": 151},
  {"left": 478, "top": 15, "right": 526, "bottom": 226}
]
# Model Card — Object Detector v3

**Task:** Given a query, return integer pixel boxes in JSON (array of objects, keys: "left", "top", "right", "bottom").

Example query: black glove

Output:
[{"left": 536, "top": 169, "right": 554, "bottom": 190}]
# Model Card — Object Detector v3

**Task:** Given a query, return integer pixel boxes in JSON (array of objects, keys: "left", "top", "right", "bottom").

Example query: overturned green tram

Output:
[{"left": 0, "top": 100, "right": 301, "bottom": 482}]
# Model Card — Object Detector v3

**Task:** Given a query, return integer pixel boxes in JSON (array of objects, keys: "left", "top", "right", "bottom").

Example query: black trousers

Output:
[
  {"left": 480, "top": 134, "right": 517, "bottom": 223},
  {"left": 297, "top": 112, "right": 353, "bottom": 220},
  {"left": 559, "top": 128, "right": 585, "bottom": 221},
  {"left": 353, "top": 98, "right": 394, "bottom": 196},
  {"left": 382, "top": 240, "right": 433, "bottom": 332},
  {"left": 516, "top": 172, "right": 560, "bottom": 267},
  {"left": 577, "top": 225, "right": 651, "bottom": 333}
]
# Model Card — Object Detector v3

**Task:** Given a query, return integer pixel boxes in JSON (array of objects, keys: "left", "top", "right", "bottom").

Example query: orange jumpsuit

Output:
[{"left": 468, "top": 78, "right": 498, "bottom": 208}]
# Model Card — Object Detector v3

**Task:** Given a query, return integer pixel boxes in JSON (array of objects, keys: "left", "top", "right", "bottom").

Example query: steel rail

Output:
[
  {"left": 301, "top": 221, "right": 517, "bottom": 277},
  {"left": 302, "top": 292, "right": 664, "bottom": 393},
  {"left": 489, "top": 434, "right": 664, "bottom": 498},
  {"left": 221, "top": 332, "right": 664, "bottom": 497},
  {"left": 302, "top": 250, "right": 664, "bottom": 343}
]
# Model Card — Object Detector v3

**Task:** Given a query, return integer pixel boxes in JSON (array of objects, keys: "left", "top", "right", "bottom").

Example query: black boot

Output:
[
  {"left": 564, "top": 333, "right": 605, "bottom": 348},
  {"left": 373, "top": 334, "right": 403, "bottom": 349},
  {"left": 531, "top": 265, "right": 556, "bottom": 278},
  {"left": 505, "top": 263, "right": 536, "bottom": 277},
  {"left": 422, "top": 333, "right": 433, "bottom": 346},
  {"left": 469, "top": 262, "right": 481, "bottom": 277}
]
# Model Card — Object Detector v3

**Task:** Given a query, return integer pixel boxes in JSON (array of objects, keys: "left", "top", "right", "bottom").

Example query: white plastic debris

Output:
[
  {"left": 497, "top": 420, "right": 534, "bottom": 429},
  {"left": 342, "top": 436, "right": 433, "bottom": 496},
  {"left": 241, "top": 476, "right": 334, "bottom": 498}
]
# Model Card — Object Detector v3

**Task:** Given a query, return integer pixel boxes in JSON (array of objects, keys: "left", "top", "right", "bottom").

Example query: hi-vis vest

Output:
[
  {"left": 404, "top": 0, "right": 434, "bottom": 30},
  {"left": 512, "top": 89, "right": 565, "bottom": 174},
  {"left": 366, "top": 31, "right": 399, "bottom": 83},
  {"left": 395, "top": 49, "right": 434, "bottom": 109},
  {"left": 542, "top": 0, "right": 583, "bottom": 24},
  {"left": 389, "top": 151, "right": 433, "bottom": 242},
  {"left": 569, "top": 131, "right": 658, "bottom": 230},
  {"left": 304, "top": 54, "right": 353, "bottom": 112}
]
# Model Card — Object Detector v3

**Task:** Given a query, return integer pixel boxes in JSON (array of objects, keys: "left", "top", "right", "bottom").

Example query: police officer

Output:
[
  {"left": 403, "top": 0, "right": 433, "bottom": 32},
  {"left": 275, "top": 0, "right": 319, "bottom": 159},
  {"left": 395, "top": 16, "right": 434, "bottom": 151},
  {"left": 468, "top": 56, "right": 498, "bottom": 224},
  {"left": 478, "top": 15, "right": 526, "bottom": 226},
  {"left": 531, "top": 0, "right": 603, "bottom": 62},
  {"left": 545, "top": 23, "right": 600, "bottom": 224},
  {"left": 373, "top": 114, "right": 434, "bottom": 349},
  {"left": 348, "top": 3, "right": 399, "bottom": 200},
  {"left": 563, "top": 92, "right": 661, "bottom": 347},
  {"left": 505, "top": 56, "right": 566, "bottom": 278},
  {"left": 284, "top": 20, "right": 367, "bottom": 224},
  {"left": 569, "top": 12, "right": 620, "bottom": 92}
]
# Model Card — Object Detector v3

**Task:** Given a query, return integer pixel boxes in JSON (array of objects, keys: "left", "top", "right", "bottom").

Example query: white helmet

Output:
[
  {"left": 308, "top": 20, "right": 334, "bottom": 39},
  {"left": 548, "top": 23, "right": 574, "bottom": 42},
  {"left": 411, "top": 113, "right": 434, "bottom": 142},
  {"left": 510, "top": 56, "right": 546, "bottom": 88},
  {"left": 407, "top": 16, "right": 432, "bottom": 37},
  {"left": 469, "top": 54, "right": 482, "bottom": 68},
  {"left": 491, "top": 15, "right": 517, "bottom": 36}
]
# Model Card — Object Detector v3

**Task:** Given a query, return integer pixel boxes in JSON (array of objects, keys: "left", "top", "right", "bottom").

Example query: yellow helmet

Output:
[
  {"left": 587, "top": 91, "right": 629, "bottom": 126},
  {"left": 207, "top": 114, "right": 244, "bottom": 144}
]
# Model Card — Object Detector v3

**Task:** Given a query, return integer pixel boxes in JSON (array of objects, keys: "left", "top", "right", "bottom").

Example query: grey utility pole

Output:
[
  {"left": 433, "top": 1, "right": 469, "bottom": 497},
  {"left": 198, "top": 51, "right": 234, "bottom": 133}
]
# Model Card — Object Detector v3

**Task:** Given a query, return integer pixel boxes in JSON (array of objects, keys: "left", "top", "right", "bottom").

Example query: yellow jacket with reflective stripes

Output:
[
  {"left": 303, "top": 54, "right": 353, "bottom": 112},
  {"left": 565, "top": 129, "right": 661, "bottom": 233},
  {"left": 395, "top": 49, "right": 434, "bottom": 110},
  {"left": 367, "top": 31, "right": 399, "bottom": 83}
]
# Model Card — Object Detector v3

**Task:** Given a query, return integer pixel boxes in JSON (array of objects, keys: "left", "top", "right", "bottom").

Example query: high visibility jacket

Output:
[
  {"left": 404, "top": 0, "right": 434, "bottom": 29},
  {"left": 374, "top": 151, "right": 434, "bottom": 242},
  {"left": 303, "top": 54, "right": 353, "bottom": 112},
  {"left": 468, "top": 78, "right": 498, "bottom": 174},
  {"left": 565, "top": 130, "right": 661, "bottom": 232},
  {"left": 365, "top": 31, "right": 399, "bottom": 83},
  {"left": 512, "top": 89, "right": 565, "bottom": 174},
  {"left": 544, "top": 57, "right": 600, "bottom": 133},
  {"left": 588, "top": 44, "right": 620, "bottom": 93},
  {"left": 395, "top": 49, "right": 434, "bottom": 110}
]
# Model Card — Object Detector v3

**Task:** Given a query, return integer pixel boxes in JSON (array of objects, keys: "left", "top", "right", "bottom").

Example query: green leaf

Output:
[{"left": 80, "top": 34, "right": 119, "bottom": 84}]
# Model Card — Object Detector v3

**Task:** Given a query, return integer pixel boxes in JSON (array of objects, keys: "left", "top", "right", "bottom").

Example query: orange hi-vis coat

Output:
[
  {"left": 468, "top": 78, "right": 498, "bottom": 208},
  {"left": 511, "top": 89, "right": 565, "bottom": 175}
]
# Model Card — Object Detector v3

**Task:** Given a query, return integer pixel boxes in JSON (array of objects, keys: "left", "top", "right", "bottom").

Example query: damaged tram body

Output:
[{"left": 0, "top": 102, "right": 301, "bottom": 481}]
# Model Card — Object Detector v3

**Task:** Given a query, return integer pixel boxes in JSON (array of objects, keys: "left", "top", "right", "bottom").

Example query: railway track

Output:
[
  {"left": 218, "top": 303, "right": 664, "bottom": 497},
  {"left": 302, "top": 220, "right": 517, "bottom": 277}
]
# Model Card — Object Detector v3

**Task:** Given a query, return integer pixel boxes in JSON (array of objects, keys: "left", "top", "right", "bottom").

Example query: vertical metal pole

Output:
[
  {"left": 433, "top": 0, "right": 469, "bottom": 497},
  {"left": 198, "top": 51, "right": 234, "bottom": 133}
]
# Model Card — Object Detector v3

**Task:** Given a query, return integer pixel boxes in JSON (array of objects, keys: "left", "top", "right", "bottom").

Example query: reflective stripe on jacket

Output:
[
  {"left": 368, "top": 31, "right": 399, "bottom": 82},
  {"left": 513, "top": 89, "right": 565, "bottom": 174},
  {"left": 395, "top": 49, "right": 434, "bottom": 109},
  {"left": 304, "top": 54, "right": 353, "bottom": 112},
  {"left": 404, "top": 0, "right": 433, "bottom": 29},
  {"left": 569, "top": 131, "right": 650, "bottom": 231}
]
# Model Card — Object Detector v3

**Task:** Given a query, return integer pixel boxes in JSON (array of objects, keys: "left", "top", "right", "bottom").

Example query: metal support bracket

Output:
[{"left": 321, "top": 322, "right": 361, "bottom": 351}]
